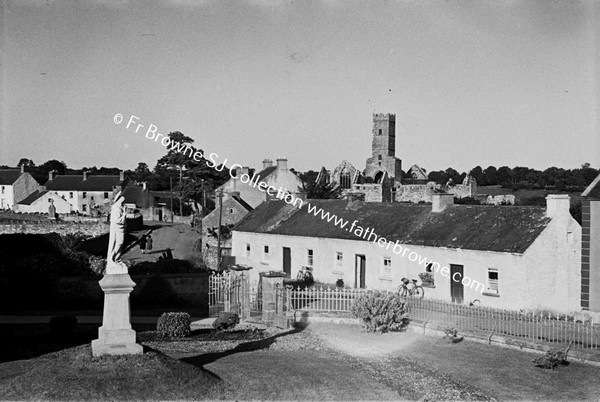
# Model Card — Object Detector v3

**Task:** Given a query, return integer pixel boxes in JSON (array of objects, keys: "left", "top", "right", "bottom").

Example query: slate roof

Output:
[
  {"left": 0, "top": 170, "right": 22, "bottom": 185},
  {"left": 254, "top": 166, "right": 277, "bottom": 182},
  {"left": 231, "top": 195, "right": 253, "bottom": 212},
  {"left": 235, "top": 199, "right": 552, "bottom": 254},
  {"left": 45, "top": 175, "right": 125, "bottom": 191},
  {"left": 582, "top": 173, "right": 600, "bottom": 198},
  {"left": 17, "top": 190, "right": 48, "bottom": 205}
]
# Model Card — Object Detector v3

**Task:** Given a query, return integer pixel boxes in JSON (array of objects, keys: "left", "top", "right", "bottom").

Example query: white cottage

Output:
[{"left": 232, "top": 194, "right": 582, "bottom": 314}]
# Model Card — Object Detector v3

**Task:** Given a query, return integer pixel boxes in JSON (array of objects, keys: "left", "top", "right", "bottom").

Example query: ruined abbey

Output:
[{"left": 316, "top": 113, "right": 476, "bottom": 203}]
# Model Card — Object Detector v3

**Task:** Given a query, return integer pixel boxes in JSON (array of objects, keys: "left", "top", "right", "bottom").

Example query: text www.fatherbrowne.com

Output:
[{"left": 114, "top": 113, "right": 486, "bottom": 294}]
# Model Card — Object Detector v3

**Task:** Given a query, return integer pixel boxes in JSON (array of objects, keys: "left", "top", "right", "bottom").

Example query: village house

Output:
[
  {"left": 0, "top": 166, "right": 40, "bottom": 210},
  {"left": 581, "top": 173, "right": 600, "bottom": 312},
  {"left": 15, "top": 188, "right": 72, "bottom": 214},
  {"left": 232, "top": 193, "right": 582, "bottom": 314},
  {"left": 202, "top": 157, "right": 304, "bottom": 270},
  {"left": 44, "top": 171, "right": 129, "bottom": 215}
]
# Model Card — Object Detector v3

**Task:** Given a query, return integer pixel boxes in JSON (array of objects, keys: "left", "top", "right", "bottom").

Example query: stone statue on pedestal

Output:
[{"left": 92, "top": 191, "right": 142, "bottom": 356}]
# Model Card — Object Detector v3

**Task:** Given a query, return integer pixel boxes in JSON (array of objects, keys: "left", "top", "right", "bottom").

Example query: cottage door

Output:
[
  {"left": 450, "top": 264, "right": 464, "bottom": 303},
  {"left": 355, "top": 255, "right": 366, "bottom": 289},
  {"left": 282, "top": 247, "right": 291, "bottom": 278}
]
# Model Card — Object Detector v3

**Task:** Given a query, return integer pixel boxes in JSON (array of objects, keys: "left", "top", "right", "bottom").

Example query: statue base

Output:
[{"left": 92, "top": 273, "right": 143, "bottom": 356}]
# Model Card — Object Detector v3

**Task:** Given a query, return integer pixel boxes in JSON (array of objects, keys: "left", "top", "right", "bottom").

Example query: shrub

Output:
[
  {"left": 212, "top": 312, "right": 240, "bottom": 331},
  {"left": 418, "top": 272, "right": 434, "bottom": 285},
  {"left": 444, "top": 327, "right": 464, "bottom": 343},
  {"left": 156, "top": 312, "right": 191, "bottom": 338},
  {"left": 49, "top": 315, "right": 78, "bottom": 337},
  {"left": 336, "top": 278, "right": 344, "bottom": 288},
  {"left": 351, "top": 291, "right": 407, "bottom": 333},
  {"left": 532, "top": 349, "right": 568, "bottom": 370}
]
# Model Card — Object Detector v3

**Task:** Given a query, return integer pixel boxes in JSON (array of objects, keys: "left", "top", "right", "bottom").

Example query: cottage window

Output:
[
  {"left": 487, "top": 268, "right": 499, "bottom": 294},
  {"left": 378, "top": 257, "right": 392, "bottom": 281},
  {"left": 104, "top": 192, "right": 109, "bottom": 199},
  {"left": 263, "top": 245, "right": 269, "bottom": 261},
  {"left": 69, "top": 192, "right": 73, "bottom": 199},
  {"left": 378, "top": 129, "right": 382, "bottom": 135},
  {"left": 245, "top": 243, "right": 251, "bottom": 257},
  {"left": 426, "top": 263, "right": 433, "bottom": 273},
  {"left": 336, "top": 252, "right": 343, "bottom": 264},
  {"left": 307, "top": 249, "right": 314, "bottom": 267},
  {"left": 1, "top": 186, "right": 4, "bottom": 194},
  {"left": 82, "top": 205, "right": 87, "bottom": 212},
  {"left": 83, "top": 192, "right": 87, "bottom": 199}
]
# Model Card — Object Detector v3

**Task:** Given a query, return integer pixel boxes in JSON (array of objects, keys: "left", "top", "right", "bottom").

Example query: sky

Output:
[{"left": 1, "top": 0, "right": 598, "bottom": 174}]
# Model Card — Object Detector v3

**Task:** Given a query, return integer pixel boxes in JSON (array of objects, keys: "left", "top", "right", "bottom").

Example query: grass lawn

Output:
[
  {"left": 311, "top": 323, "right": 600, "bottom": 401},
  {"left": 3, "top": 321, "right": 600, "bottom": 400}
]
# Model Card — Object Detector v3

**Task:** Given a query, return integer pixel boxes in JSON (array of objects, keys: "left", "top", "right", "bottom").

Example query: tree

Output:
[
  {"left": 154, "top": 131, "right": 228, "bottom": 215},
  {"left": 39, "top": 159, "right": 67, "bottom": 174},
  {"left": 304, "top": 180, "right": 341, "bottom": 199},
  {"left": 17, "top": 158, "right": 35, "bottom": 167}
]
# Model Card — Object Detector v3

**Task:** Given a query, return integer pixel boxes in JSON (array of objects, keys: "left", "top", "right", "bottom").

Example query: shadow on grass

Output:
[
  {"left": 181, "top": 321, "right": 309, "bottom": 368},
  {"left": 140, "top": 343, "right": 225, "bottom": 382}
]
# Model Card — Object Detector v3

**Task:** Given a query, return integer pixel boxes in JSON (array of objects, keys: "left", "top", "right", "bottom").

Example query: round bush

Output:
[
  {"left": 157, "top": 312, "right": 191, "bottom": 338},
  {"left": 351, "top": 291, "right": 408, "bottom": 333},
  {"left": 212, "top": 312, "right": 240, "bottom": 331}
]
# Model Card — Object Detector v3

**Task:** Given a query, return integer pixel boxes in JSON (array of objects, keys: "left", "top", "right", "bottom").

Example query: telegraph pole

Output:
[
  {"left": 216, "top": 188, "right": 224, "bottom": 271},
  {"left": 169, "top": 175, "right": 174, "bottom": 222}
]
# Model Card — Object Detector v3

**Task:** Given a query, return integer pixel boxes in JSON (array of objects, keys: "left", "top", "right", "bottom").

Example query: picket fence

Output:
[{"left": 289, "top": 286, "right": 600, "bottom": 351}]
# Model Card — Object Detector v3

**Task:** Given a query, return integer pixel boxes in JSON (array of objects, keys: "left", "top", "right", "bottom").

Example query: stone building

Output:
[
  {"left": 319, "top": 113, "right": 476, "bottom": 203},
  {"left": 232, "top": 194, "right": 582, "bottom": 314},
  {"left": 581, "top": 173, "right": 600, "bottom": 312},
  {"left": 0, "top": 166, "right": 40, "bottom": 210},
  {"left": 202, "top": 157, "right": 304, "bottom": 270},
  {"left": 44, "top": 171, "right": 129, "bottom": 215}
]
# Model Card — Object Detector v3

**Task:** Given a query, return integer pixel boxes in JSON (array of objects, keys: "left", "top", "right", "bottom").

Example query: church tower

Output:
[{"left": 364, "top": 113, "right": 402, "bottom": 184}]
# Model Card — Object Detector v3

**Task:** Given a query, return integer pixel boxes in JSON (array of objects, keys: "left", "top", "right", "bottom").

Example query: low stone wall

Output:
[
  {"left": 0, "top": 272, "right": 210, "bottom": 314},
  {"left": 0, "top": 220, "right": 109, "bottom": 237}
]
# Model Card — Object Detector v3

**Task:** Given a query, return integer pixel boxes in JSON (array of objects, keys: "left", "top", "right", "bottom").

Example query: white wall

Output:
[
  {"left": 0, "top": 185, "right": 15, "bottom": 209},
  {"left": 232, "top": 231, "right": 542, "bottom": 311},
  {"left": 15, "top": 191, "right": 72, "bottom": 214}
]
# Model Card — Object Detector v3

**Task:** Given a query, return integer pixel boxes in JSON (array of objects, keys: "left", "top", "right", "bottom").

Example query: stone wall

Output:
[
  {"left": 0, "top": 273, "right": 210, "bottom": 314},
  {"left": 0, "top": 220, "right": 109, "bottom": 237},
  {"left": 395, "top": 184, "right": 436, "bottom": 203}
]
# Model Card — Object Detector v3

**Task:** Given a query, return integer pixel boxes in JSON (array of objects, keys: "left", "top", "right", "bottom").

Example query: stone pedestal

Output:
[
  {"left": 92, "top": 273, "right": 143, "bottom": 356},
  {"left": 259, "top": 271, "right": 287, "bottom": 328}
]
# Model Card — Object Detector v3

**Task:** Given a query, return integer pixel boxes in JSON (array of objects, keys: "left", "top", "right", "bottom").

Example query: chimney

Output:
[
  {"left": 546, "top": 194, "right": 570, "bottom": 218},
  {"left": 142, "top": 182, "right": 147, "bottom": 190},
  {"left": 276, "top": 157, "right": 288, "bottom": 171},
  {"left": 234, "top": 166, "right": 242, "bottom": 177},
  {"left": 263, "top": 159, "right": 273, "bottom": 169},
  {"left": 119, "top": 171, "right": 125, "bottom": 181},
  {"left": 241, "top": 166, "right": 250, "bottom": 176},
  {"left": 48, "top": 171, "right": 54, "bottom": 181},
  {"left": 20, "top": 165, "right": 25, "bottom": 173},
  {"left": 431, "top": 193, "right": 454, "bottom": 213},
  {"left": 83, "top": 171, "right": 88, "bottom": 181}
]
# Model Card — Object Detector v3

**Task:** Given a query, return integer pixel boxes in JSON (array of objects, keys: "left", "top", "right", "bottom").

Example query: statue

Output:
[
  {"left": 48, "top": 198, "right": 56, "bottom": 220},
  {"left": 106, "top": 192, "right": 128, "bottom": 274}
]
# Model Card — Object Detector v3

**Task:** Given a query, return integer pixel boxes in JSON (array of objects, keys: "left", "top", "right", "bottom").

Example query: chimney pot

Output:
[
  {"left": 83, "top": 171, "right": 88, "bottom": 181},
  {"left": 119, "top": 171, "right": 125, "bottom": 181},
  {"left": 142, "top": 182, "right": 147, "bottom": 190},
  {"left": 48, "top": 171, "right": 54, "bottom": 181},
  {"left": 20, "top": 165, "right": 25, "bottom": 173},
  {"left": 262, "top": 159, "right": 273, "bottom": 169},
  {"left": 276, "top": 157, "right": 288, "bottom": 171},
  {"left": 431, "top": 193, "right": 454, "bottom": 213}
]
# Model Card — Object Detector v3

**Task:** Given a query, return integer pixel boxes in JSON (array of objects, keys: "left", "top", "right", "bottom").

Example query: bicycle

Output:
[
  {"left": 297, "top": 266, "right": 314, "bottom": 283},
  {"left": 397, "top": 277, "right": 424, "bottom": 299}
]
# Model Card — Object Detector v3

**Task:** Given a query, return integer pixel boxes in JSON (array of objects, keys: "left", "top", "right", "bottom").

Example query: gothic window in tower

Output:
[
  {"left": 378, "top": 129, "right": 382, "bottom": 135},
  {"left": 378, "top": 155, "right": 382, "bottom": 160}
]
